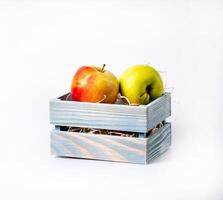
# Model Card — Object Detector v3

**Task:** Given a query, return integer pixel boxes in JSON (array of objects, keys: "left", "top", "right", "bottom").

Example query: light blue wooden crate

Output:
[
  {"left": 50, "top": 92, "right": 171, "bottom": 135},
  {"left": 51, "top": 123, "right": 171, "bottom": 164}
]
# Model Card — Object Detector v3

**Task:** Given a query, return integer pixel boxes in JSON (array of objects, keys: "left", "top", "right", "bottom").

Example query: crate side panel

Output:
[
  {"left": 50, "top": 100, "right": 147, "bottom": 133},
  {"left": 146, "top": 123, "right": 171, "bottom": 163},
  {"left": 51, "top": 130, "right": 147, "bottom": 164},
  {"left": 147, "top": 93, "right": 171, "bottom": 130},
  {"left": 147, "top": 135, "right": 171, "bottom": 163}
]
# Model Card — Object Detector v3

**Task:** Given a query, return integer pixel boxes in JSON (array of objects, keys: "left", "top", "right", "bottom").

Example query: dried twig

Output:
[
  {"left": 96, "top": 95, "right": 107, "bottom": 103},
  {"left": 66, "top": 93, "right": 71, "bottom": 101}
]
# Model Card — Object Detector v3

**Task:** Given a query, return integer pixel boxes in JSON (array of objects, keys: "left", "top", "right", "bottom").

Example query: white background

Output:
[{"left": 0, "top": 0, "right": 222, "bottom": 199}]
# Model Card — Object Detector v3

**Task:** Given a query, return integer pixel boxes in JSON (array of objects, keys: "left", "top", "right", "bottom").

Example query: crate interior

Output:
[
  {"left": 54, "top": 120, "right": 167, "bottom": 138},
  {"left": 57, "top": 92, "right": 146, "bottom": 106}
]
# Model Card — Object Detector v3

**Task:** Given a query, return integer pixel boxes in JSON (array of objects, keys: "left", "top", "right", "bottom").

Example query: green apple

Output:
[{"left": 119, "top": 64, "right": 164, "bottom": 105}]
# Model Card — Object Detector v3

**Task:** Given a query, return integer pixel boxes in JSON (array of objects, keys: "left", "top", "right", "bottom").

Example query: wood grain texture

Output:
[
  {"left": 147, "top": 93, "right": 171, "bottom": 131},
  {"left": 50, "top": 93, "right": 171, "bottom": 134},
  {"left": 146, "top": 123, "right": 171, "bottom": 163},
  {"left": 51, "top": 130, "right": 147, "bottom": 164},
  {"left": 51, "top": 123, "right": 171, "bottom": 164}
]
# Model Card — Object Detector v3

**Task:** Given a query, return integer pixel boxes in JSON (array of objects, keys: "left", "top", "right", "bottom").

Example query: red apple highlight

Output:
[{"left": 71, "top": 65, "right": 119, "bottom": 103}]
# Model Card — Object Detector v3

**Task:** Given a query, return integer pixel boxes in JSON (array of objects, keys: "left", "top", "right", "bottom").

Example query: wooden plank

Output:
[
  {"left": 51, "top": 123, "right": 171, "bottom": 164},
  {"left": 147, "top": 93, "right": 171, "bottom": 131},
  {"left": 148, "top": 136, "right": 171, "bottom": 162},
  {"left": 50, "top": 100, "right": 147, "bottom": 133},
  {"left": 50, "top": 92, "right": 171, "bottom": 134},
  {"left": 51, "top": 130, "right": 147, "bottom": 164},
  {"left": 147, "top": 123, "right": 171, "bottom": 163}
]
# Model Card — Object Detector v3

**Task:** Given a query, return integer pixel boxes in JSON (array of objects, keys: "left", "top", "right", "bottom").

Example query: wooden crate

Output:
[{"left": 50, "top": 92, "right": 171, "bottom": 164}]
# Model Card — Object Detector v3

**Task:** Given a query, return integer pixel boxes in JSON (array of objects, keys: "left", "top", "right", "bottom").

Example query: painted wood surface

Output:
[
  {"left": 146, "top": 123, "right": 171, "bottom": 163},
  {"left": 147, "top": 93, "right": 171, "bottom": 130},
  {"left": 50, "top": 93, "right": 171, "bottom": 134},
  {"left": 51, "top": 123, "right": 171, "bottom": 164}
]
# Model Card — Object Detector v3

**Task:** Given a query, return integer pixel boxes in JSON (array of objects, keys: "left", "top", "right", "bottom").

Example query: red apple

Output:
[{"left": 71, "top": 65, "right": 119, "bottom": 103}]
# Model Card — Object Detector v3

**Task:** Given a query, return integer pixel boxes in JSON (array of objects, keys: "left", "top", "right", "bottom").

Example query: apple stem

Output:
[{"left": 101, "top": 64, "right": 106, "bottom": 72}]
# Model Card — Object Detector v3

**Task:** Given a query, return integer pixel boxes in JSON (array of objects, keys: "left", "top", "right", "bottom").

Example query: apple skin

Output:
[
  {"left": 71, "top": 66, "right": 119, "bottom": 103},
  {"left": 119, "top": 64, "right": 164, "bottom": 105}
]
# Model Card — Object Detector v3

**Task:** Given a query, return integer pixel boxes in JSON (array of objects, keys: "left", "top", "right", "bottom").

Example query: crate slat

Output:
[
  {"left": 147, "top": 123, "right": 171, "bottom": 163},
  {"left": 50, "top": 93, "right": 171, "bottom": 134},
  {"left": 51, "top": 123, "right": 171, "bottom": 164},
  {"left": 147, "top": 93, "right": 171, "bottom": 130}
]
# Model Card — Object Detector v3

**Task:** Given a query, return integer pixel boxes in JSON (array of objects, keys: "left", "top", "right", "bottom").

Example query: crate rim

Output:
[{"left": 50, "top": 92, "right": 171, "bottom": 109}]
